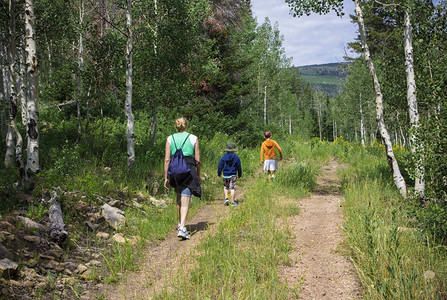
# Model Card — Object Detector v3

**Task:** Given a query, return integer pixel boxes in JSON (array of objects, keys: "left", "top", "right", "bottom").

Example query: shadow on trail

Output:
[{"left": 187, "top": 221, "right": 214, "bottom": 236}]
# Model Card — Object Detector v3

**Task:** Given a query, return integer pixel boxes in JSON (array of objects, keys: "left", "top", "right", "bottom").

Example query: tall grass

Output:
[
  {"left": 154, "top": 179, "right": 292, "bottom": 299},
  {"left": 338, "top": 143, "right": 446, "bottom": 299}
]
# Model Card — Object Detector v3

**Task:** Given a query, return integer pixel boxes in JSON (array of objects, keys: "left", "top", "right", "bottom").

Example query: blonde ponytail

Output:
[{"left": 175, "top": 117, "right": 188, "bottom": 132}]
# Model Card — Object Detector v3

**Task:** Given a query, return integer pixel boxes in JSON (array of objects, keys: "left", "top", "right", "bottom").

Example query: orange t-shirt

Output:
[{"left": 260, "top": 139, "right": 283, "bottom": 162}]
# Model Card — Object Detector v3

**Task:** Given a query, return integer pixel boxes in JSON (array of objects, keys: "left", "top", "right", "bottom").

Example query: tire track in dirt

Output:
[
  {"left": 100, "top": 198, "right": 229, "bottom": 299},
  {"left": 280, "top": 159, "right": 362, "bottom": 299},
  {"left": 98, "top": 176, "right": 255, "bottom": 299}
]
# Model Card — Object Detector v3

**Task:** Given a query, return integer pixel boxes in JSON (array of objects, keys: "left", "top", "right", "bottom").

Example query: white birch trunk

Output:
[
  {"left": 1, "top": 40, "right": 8, "bottom": 140},
  {"left": 404, "top": 9, "right": 424, "bottom": 197},
  {"left": 5, "top": 0, "right": 17, "bottom": 169},
  {"left": 150, "top": 0, "right": 158, "bottom": 145},
  {"left": 318, "top": 101, "right": 322, "bottom": 141},
  {"left": 354, "top": 0, "right": 407, "bottom": 197},
  {"left": 333, "top": 119, "right": 336, "bottom": 141},
  {"left": 5, "top": 0, "right": 24, "bottom": 179},
  {"left": 77, "top": 0, "right": 85, "bottom": 142},
  {"left": 125, "top": 0, "right": 135, "bottom": 167},
  {"left": 83, "top": 85, "right": 91, "bottom": 140},
  {"left": 289, "top": 115, "right": 292, "bottom": 134},
  {"left": 25, "top": 0, "right": 40, "bottom": 178},
  {"left": 264, "top": 85, "right": 267, "bottom": 125},
  {"left": 360, "top": 93, "right": 365, "bottom": 146},
  {"left": 19, "top": 38, "right": 27, "bottom": 126},
  {"left": 399, "top": 126, "right": 406, "bottom": 148}
]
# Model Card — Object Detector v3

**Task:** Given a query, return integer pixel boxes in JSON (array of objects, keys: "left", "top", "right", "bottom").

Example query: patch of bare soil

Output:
[{"left": 280, "top": 159, "right": 362, "bottom": 299}]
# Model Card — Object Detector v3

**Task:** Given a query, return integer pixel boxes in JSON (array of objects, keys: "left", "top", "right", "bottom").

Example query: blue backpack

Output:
[{"left": 168, "top": 134, "right": 192, "bottom": 187}]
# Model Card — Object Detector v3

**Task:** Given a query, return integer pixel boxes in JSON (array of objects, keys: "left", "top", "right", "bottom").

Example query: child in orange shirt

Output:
[{"left": 260, "top": 131, "right": 283, "bottom": 180}]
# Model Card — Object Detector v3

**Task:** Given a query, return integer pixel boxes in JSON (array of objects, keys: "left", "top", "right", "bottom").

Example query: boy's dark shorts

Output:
[{"left": 223, "top": 176, "right": 237, "bottom": 190}]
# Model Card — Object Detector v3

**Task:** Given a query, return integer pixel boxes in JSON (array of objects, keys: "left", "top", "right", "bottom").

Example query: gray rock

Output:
[
  {"left": 0, "top": 258, "right": 18, "bottom": 278},
  {"left": 76, "top": 264, "right": 88, "bottom": 274},
  {"left": 23, "top": 235, "right": 41, "bottom": 244},
  {"left": 16, "top": 216, "right": 46, "bottom": 233},
  {"left": 150, "top": 196, "right": 167, "bottom": 208},
  {"left": 96, "top": 232, "right": 109, "bottom": 239},
  {"left": 0, "top": 242, "right": 13, "bottom": 259},
  {"left": 100, "top": 204, "right": 125, "bottom": 230},
  {"left": 131, "top": 199, "right": 142, "bottom": 209}
]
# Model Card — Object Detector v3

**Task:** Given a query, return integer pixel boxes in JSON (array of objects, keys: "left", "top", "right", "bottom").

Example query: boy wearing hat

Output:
[{"left": 217, "top": 142, "right": 242, "bottom": 206}]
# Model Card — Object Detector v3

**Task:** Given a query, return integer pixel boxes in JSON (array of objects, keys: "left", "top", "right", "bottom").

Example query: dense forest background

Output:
[{"left": 0, "top": 0, "right": 446, "bottom": 240}]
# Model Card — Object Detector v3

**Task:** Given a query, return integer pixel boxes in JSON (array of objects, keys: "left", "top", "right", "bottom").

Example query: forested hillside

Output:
[
  {"left": 294, "top": 63, "right": 348, "bottom": 97},
  {"left": 0, "top": 0, "right": 446, "bottom": 298}
]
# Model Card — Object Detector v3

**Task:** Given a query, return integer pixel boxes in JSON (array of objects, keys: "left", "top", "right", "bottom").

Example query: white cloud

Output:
[{"left": 251, "top": 0, "right": 358, "bottom": 66}]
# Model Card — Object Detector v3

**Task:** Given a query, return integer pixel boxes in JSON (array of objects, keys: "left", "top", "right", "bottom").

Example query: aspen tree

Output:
[
  {"left": 5, "top": 0, "right": 24, "bottom": 181},
  {"left": 403, "top": 7, "right": 424, "bottom": 197},
  {"left": 125, "top": 0, "right": 135, "bottom": 167},
  {"left": 25, "top": 0, "right": 40, "bottom": 178},
  {"left": 354, "top": 0, "right": 407, "bottom": 197}
]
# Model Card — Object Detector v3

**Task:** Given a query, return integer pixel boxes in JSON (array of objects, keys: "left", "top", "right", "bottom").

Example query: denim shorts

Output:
[{"left": 175, "top": 186, "right": 192, "bottom": 197}]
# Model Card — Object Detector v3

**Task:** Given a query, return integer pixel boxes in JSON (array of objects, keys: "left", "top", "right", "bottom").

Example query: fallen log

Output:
[{"left": 48, "top": 189, "right": 68, "bottom": 245}]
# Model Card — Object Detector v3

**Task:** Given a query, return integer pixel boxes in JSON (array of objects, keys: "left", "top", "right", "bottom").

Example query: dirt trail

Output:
[
  {"left": 102, "top": 198, "right": 229, "bottom": 299},
  {"left": 280, "top": 159, "right": 361, "bottom": 299},
  {"left": 99, "top": 159, "right": 361, "bottom": 299}
]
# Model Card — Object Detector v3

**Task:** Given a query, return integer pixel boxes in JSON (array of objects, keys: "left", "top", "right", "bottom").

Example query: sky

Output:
[{"left": 250, "top": 0, "right": 359, "bottom": 67}]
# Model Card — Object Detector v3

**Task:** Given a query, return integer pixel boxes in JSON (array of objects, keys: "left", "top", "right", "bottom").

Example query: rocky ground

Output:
[{"left": 0, "top": 189, "right": 168, "bottom": 299}]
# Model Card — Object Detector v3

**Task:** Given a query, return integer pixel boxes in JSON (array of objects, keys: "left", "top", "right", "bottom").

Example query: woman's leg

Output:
[
  {"left": 177, "top": 195, "right": 182, "bottom": 224},
  {"left": 179, "top": 195, "right": 191, "bottom": 228}
]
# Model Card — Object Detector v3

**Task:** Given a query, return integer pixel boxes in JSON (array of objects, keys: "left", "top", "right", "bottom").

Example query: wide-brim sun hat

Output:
[{"left": 224, "top": 141, "right": 238, "bottom": 152}]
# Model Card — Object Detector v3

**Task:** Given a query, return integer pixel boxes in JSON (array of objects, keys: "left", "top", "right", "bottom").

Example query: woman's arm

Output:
[
  {"left": 164, "top": 139, "right": 171, "bottom": 190},
  {"left": 194, "top": 138, "right": 201, "bottom": 180}
]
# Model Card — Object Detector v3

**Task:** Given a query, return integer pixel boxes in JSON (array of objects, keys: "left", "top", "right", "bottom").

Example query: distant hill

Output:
[{"left": 293, "top": 63, "right": 348, "bottom": 98}]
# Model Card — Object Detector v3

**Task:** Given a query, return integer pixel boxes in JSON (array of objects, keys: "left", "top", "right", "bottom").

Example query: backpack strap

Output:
[
  {"left": 180, "top": 134, "right": 191, "bottom": 149},
  {"left": 172, "top": 133, "right": 190, "bottom": 151}
]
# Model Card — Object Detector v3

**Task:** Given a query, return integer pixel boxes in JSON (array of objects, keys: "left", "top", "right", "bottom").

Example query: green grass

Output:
[
  {"left": 337, "top": 142, "right": 447, "bottom": 299},
  {"left": 154, "top": 179, "right": 293, "bottom": 299},
  {"left": 151, "top": 139, "right": 320, "bottom": 299}
]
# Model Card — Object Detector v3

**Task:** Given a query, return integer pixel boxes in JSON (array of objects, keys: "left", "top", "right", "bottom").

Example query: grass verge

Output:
[{"left": 339, "top": 144, "right": 447, "bottom": 299}]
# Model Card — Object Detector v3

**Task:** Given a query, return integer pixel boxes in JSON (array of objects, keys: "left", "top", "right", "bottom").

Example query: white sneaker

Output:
[{"left": 178, "top": 227, "right": 190, "bottom": 240}]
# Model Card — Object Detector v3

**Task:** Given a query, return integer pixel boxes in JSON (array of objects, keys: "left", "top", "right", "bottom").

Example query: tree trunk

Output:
[
  {"left": 289, "top": 115, "right": 292, "bottom": 134},
  {"left": 404, "top": 8, "right": 424, "bottom": 197},
  {"left": 360, "top": 93, "right": 365, "bottom": 146},
  {"left": 25, "top": 0, "right": 40, "bottom": 179},
  {"left": 4, "top": 36, "right": 14, "bottom": 168},
  {"left": 76, "top": 1, "right": 85, "bottom": 142},
  {"left": 150, "top": 110, "right": 157, "bottom": 145},
  {"left": 5, "top": 0, "right": 24, "bottom": 180},
  {"left": 83, "top": 85, "right": 91, "bottom": 140},
  {"left": 264, "top": 85, "right": 267, "bottom": 125},
  {"left": 354, "top": 0, "right": 407, "bottom": 197},
  {"left": 125, "top": 0, "right": 135, "bottom": 167},
  {"left": 333, "top": 119, "right": 336, "bottom": 141},
  {"left": 48, "top": 188, "right": 68, "bottom": 245},
  {"left": 19, "top": 38, "right": 27, "bottom": 127},
  {"left": 0, "top": 40, "right": 8, "bottom": 140}
]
